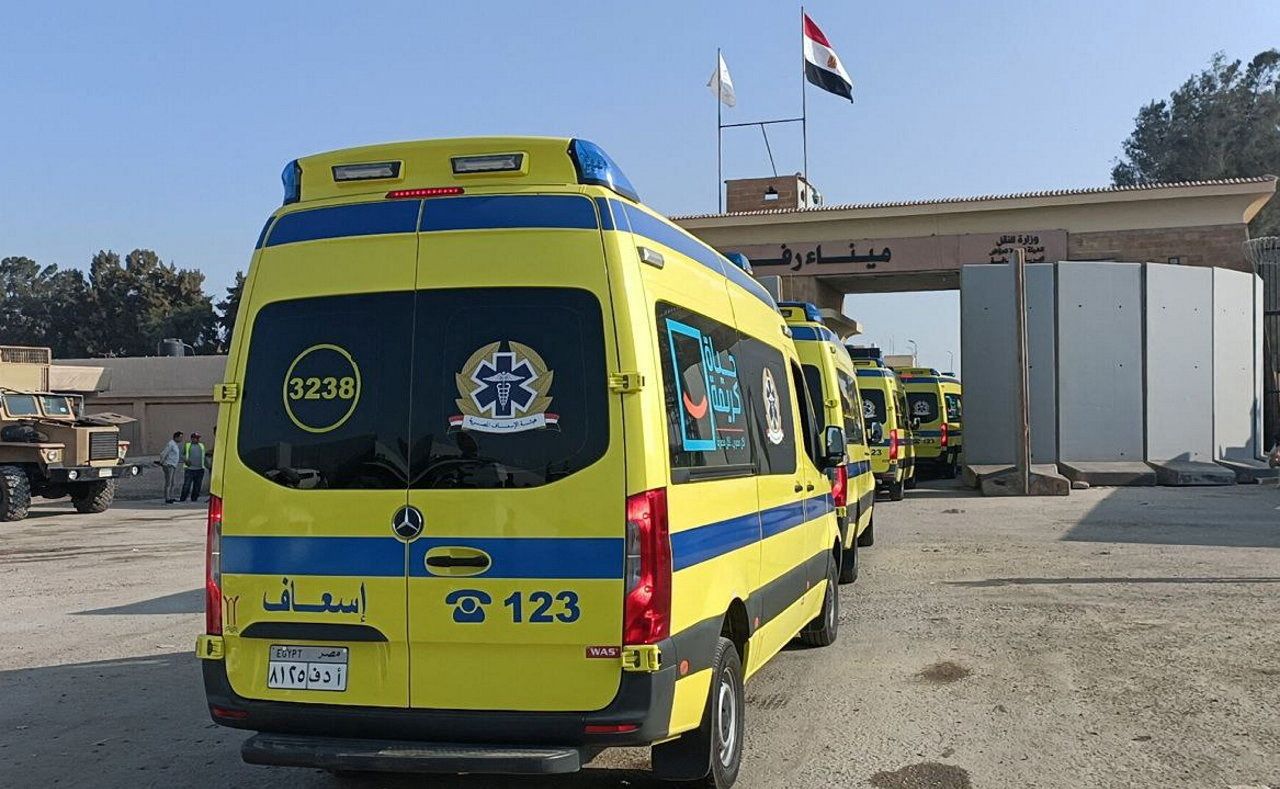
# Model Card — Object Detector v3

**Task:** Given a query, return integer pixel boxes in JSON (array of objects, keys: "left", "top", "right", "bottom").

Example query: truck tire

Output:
[
  {"left": 652, "top": 637, "right": 744, "bottom": 787},
  {"left": 800, "top": 552, "right": 840, "bottom": 647},
  {"left": 71, "top": 480, "right": 115, "bottom": 514},
  {"left": 0, "top": 465, "right": 32, "bottom": 521}
]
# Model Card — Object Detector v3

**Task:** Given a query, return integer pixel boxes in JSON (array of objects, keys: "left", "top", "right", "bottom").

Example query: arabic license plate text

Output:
[
  {"left": 97, "top": 468, "right": 113, "bottom": 478},
  {"left": 267, "top": 645, "right": 348, "bottom": 691}
]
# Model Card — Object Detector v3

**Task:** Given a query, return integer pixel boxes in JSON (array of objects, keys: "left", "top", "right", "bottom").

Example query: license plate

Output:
[
  {"left": 267, "top": 645, "right": 348, "bottom": 691},
  {"left": 97, "top": 468, "right": 113, "bottom": 478}
]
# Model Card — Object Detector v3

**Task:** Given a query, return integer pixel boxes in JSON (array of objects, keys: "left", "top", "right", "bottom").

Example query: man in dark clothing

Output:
[{"left": 180, "top": 432, "right": 208, "bottom": 502}]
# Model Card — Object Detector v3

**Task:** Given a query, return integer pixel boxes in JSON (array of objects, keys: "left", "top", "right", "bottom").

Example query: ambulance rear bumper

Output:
[
  {"left": 202, "top": 652, "right": 677, "bottom": 750},
  {"left": 242, "top": 732, "right": 584, "bottom": 775}
]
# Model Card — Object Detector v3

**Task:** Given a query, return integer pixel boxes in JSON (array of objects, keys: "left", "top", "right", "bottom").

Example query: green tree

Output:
[
  {"left": 215, "top": 271, "right": 245, "bottom": 352},
  {"left": 85, "top": 249, "right": 217, "bottom": 356},
  {"left": 0, "top": 256, "right": 91, "bottom": 356},
  {"left": 1112, "top": 49, "right": 1280, "bottom": 237}
]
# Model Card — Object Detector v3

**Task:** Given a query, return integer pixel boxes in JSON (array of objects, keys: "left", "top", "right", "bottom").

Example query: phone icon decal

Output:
[{"left": 445, "top": 589, "right": 492, "bottom": 623}]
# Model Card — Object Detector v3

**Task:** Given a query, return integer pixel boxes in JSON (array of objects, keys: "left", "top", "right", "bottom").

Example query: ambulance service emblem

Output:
[{"left": 450, "top": 341, "right": 557, "bottom": 434}]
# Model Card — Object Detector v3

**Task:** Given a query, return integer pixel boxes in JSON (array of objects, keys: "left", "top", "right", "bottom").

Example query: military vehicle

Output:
[{"left": 0, "top": 346, "right": 141, "bottom": 521}]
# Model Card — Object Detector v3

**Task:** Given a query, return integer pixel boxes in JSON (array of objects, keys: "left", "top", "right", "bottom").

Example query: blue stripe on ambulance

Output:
[
  {"left": 419, "top": 194, "right": 597, "bottom": 231},
  {"left": 224, "top": 495, "right": 833, "bottom": 578}
]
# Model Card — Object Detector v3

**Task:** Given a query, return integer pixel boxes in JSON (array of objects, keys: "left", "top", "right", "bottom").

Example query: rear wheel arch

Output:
[{"left": 720, "top": 598, "right": 750, "bottom": 666}]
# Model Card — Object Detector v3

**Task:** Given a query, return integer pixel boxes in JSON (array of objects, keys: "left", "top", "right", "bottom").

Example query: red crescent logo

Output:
[{"left": 682, "top": 391, "right": 709, "bottom": 419}]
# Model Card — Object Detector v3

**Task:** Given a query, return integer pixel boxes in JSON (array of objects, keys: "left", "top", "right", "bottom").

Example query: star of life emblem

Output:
[{"left": 450, "top": 341, "right": 558, "bottom": 434}]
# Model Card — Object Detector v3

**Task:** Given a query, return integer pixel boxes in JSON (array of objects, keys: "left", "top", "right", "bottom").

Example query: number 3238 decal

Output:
[{"left": 445, "top": 589, "right": 580, "bottom": 624}]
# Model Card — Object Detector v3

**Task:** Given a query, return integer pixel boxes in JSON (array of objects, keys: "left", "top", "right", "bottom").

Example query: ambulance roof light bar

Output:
[{"left": 568, "top": 139, "right": 640, "bottom": 202}]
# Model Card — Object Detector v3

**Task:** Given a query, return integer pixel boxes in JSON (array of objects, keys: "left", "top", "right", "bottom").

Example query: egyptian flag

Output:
[{"left": 803, "top": 13, "right": 853, "bottom": 101}]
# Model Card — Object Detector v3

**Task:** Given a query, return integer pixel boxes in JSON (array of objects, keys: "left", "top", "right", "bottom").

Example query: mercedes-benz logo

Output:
[{"left": 391, "top": 505, "right": 425, "bottom": 540}]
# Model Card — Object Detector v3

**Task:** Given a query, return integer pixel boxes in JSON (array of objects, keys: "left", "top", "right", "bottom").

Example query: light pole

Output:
[
  {"left": 947, "top": 350, "right": 955, "bottom": 372},
  {"left": 907, "top": 339, "right": 918, "bottom": 360}
]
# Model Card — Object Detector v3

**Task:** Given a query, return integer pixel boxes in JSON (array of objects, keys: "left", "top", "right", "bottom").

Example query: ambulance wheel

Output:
[
  {"left": 888, "top": 479, "right": 905, "bottom": 501},
  {"left": 799, "top": 553, "right": 839, "bottom": 647},
  {"left": 838, "top": 530, "right": 859, "bottom": 584},
  {"left": 856, "top": 511, "right": 875, "bottom": 547},
  {"left": 71, "top": 480, "right": 115, "bottom": 514},
  {"left": 0, "top": 465, "right": 31, "bottom": 522},
  {"left": 905, "top": 473, "right": 917, "bottom": 490},
  {"left": 652, "top": 637, "right": 743, "bottom": 787}
]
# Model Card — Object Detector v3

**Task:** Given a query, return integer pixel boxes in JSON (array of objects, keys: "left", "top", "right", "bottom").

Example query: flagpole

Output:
[
  {"left": 716, "top": 47, "right": 724, "bottom": 214},
  {"left": 800, "top": 5, "right": 808, "bottom": 185}
]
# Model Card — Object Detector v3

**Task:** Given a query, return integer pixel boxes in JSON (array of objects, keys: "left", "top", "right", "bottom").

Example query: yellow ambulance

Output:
[
  {"left": 197, "top": 137, "right": 845, "bottom": 787},
  {"left": 779, "top": 302, "right": 876, "bottom": 581},
  {"left": 895, "top": 367, "right": 958, "bottom": 478},
  {"left": 850, "top": 351, "right": 916, "bottom": 500},
  {"left": 940, "top": 374, "right": 963, "bottom": 471}
]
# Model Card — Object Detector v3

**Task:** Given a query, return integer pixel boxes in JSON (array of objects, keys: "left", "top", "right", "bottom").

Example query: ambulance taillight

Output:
[
  {"left": 940, "top": 422, "right": 948, "bottom": 448},
  {"left": 623, "top": 488, "right": 671, "bottom": 645},
  {"left": 830, "top": 464, "right": 848, "bottom": 508},
  {"left": 888, "top": 429, "right": 900, "bottom": 461},
  {"left": 205, "top": 495, "right": 223, "bottom": 635}
]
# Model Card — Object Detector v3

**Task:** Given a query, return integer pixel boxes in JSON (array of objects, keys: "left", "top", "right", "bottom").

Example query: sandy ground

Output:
[{"left": 2, "top": 478, "right": 1278, "bottom": 788}]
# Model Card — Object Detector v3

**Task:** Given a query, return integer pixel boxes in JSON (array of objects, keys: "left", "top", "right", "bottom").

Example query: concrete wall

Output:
[
  {"left": 1213, "top": 268, "right": 1261, "bottom": 460},
  {"left": 960, "top": 265, "right": 1016, "bottom": 465},
  {"left": 1145, "top": 265, "right": 1213, "bottom": 461},
  {"left": 1056, "top": 263, "right": 1145, "bottom": 462},
  {"left": 1026, "top": 265, "right": 1057, "bottom": 463},
  {"left": 58, "top": 355, "right": 226, "bottom": 455},
  {"left": 959, "top": 263, "right": 1055, "bottom": 465}
]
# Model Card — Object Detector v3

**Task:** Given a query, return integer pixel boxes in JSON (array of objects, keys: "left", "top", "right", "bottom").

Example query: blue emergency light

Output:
[{"left": 568, "top": 139, "right": 639, "bottom": 202}]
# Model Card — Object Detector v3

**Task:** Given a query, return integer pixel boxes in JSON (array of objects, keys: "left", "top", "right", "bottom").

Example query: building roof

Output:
[{"left": 672, "top": 175, "right": 1278, "bottom": 221}]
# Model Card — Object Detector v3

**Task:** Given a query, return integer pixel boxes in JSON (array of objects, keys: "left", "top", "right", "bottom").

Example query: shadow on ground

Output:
[
  {"left": 1062, "top": 486, "right": 1280, "bottom": 548},
  {"left": 0, "top": 654, "right": 663, "bottom": 788},
  {"left": 76, "top": 588, "right": 204, "bottom": 616}
]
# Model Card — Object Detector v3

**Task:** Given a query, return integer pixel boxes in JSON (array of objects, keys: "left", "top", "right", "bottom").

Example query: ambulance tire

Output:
[
  {"left": 838, "top": 529, "right": 859, "bottom": 584},
  {"left": 71, "top": 480, "right": 115, "bottom": 514},
  {"left": 888, "top": 479, "right": 905, "bottom": 501},
  {"left": 856, "top": 512, "right": 875, "bottom": 547},
  {"left": 652, "top": 637, "right": 743, "bottom": 787},
  {"left": 0, "top": 465, "right": 31, "bottom": 522},
  {"left": 905, "top": 473, "right": 917, "bottom": 490},
  {"left": 799, "top": 553, "right": 839, "bottom": 647}
]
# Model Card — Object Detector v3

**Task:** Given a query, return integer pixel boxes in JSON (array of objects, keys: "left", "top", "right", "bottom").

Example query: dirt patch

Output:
[
  {"left": 746, "top": 691, "right": 789, "bottom": 710},
  {"left": 870, "top": 761, "right": 973, "bottom": 789},
  {"left": 916, "top": 661, "right": 971, "bottom": 683}
]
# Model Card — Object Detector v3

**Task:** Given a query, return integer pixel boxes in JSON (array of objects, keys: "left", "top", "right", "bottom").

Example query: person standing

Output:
[
  {"left": 181, "top": 432, "right": 207, "bottom": 503},
  {"left": 159, "top": 431, "right": 183, "bottom": 504}
]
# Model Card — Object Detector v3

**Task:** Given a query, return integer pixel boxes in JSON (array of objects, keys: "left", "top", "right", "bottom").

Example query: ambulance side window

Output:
[
  {"left": 837, "top": 371, "right": 864, "bottom": 443},
  {"left": 790, "top": 361, "right": 819, "bottom": 467},
  {"left": 656, "top": 303, "right": 754, "bottom": 481}
]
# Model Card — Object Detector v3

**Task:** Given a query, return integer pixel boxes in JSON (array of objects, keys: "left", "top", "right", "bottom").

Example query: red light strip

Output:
[{"left": 385, "top": 187, "right": 465, "bottom": 199}]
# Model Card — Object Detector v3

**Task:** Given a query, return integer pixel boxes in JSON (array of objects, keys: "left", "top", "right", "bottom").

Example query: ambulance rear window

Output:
[
  {"left": 945, "top": 393, "right": 963, "bottom": 421},
  {"left": 861, "top": 389, "right": 886, "bottom": 424},
  {"left": 907, "top": 392, "right": 940, "bottom": 423},
  {"left": 237, "top": 289, "right": 608, "bottom": 491}
]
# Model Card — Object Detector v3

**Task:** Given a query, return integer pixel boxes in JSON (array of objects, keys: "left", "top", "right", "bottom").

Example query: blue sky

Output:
[{"left": 2, "top": 1, "right": 1277, "bottom": 370}]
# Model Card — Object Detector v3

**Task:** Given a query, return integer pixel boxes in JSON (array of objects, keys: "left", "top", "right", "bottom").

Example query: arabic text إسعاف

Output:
[{"left": 263, "top": 578, "right": 367, "bottom": 620}]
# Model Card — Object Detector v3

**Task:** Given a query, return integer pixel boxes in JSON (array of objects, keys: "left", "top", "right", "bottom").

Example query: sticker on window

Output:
[
  {"left": 665, "top": 318, "right": 744, "bottom": 453},
  {"left": 863, "top": 398, "right": 877, "bottom": 419},
  {"left": 762, "top": 367, "right": 786, "bottom": 445},
  {"left": 450, "top": 341, "right": 558, "bottom": 434}
]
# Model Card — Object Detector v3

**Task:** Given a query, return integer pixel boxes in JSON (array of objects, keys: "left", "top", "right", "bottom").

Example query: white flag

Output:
[{"left": 707, "top": 52, "right": 736, "bottom": 108}]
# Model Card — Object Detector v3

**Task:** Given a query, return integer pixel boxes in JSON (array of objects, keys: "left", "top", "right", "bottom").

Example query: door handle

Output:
[
  {"left": 425, "top": 546, "right": 492, "bottom": 577},
  {"left": 794, "top": 483, "right": 804, "bottom": 492}
]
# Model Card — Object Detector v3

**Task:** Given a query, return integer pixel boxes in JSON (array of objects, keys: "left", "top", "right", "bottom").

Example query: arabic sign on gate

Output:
[{"left": 722, "top": 231, "right": 1068, "bottom": 275}]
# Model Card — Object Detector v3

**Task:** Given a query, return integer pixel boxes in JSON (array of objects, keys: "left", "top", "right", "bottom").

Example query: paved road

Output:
[{"left": 3, "top": 483, "right": 1279, "bottom": 788}]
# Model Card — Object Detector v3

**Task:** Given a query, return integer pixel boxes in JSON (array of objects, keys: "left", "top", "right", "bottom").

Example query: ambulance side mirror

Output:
[{"left": 820, "top": 425, "right": 846, "bottom": 469}]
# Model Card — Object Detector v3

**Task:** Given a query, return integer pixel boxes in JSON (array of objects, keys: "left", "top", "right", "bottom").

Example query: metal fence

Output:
[{"left": 1244, "top": 237, "right": 1280, "bottom": 448}]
